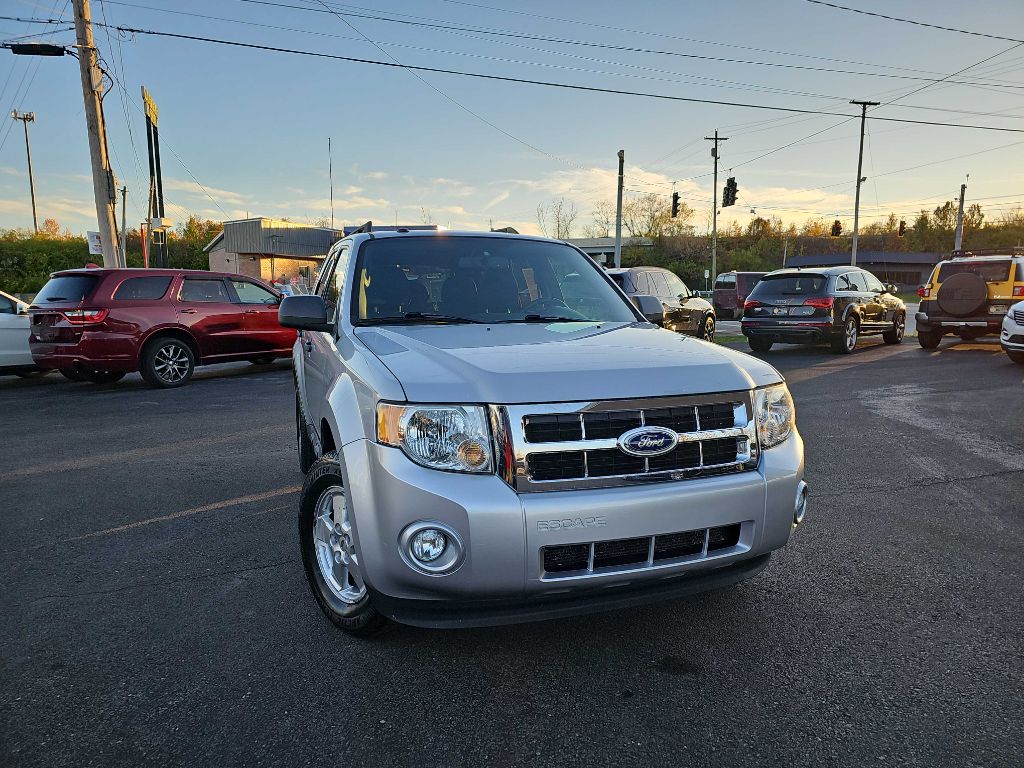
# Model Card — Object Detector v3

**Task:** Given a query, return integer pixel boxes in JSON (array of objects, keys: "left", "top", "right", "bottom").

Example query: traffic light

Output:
[
  {"left": 671, "top": 192, "right": 680, "bottom": 218},
  {"left": 722, "top": 177, "right": 738, "bottom": 207},
  {"left": 898, "top": 219, "right": 907, "bottom": 237},
  {"left": 830, "top": 219, "right": 842, "bottom": 237}
]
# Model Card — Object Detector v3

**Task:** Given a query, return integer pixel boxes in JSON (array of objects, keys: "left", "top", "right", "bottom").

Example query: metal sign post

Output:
[{"left": 142, "top": 86, "right": 169, "bottom": 267}]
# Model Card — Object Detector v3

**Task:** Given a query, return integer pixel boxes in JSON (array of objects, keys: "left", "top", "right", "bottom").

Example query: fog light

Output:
[{"left": 411, "top": 528, "right": 447, "bottom": 563}]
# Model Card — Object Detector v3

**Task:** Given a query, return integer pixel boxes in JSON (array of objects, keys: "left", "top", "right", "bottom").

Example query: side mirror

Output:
[
  {"left": 885, "top": 283, "right": 898, "bottom": 294},
  {"left": 279, "top": 295, "right": 333, "bottom": 332},
  {"left": 632, "top": 294, "right": 664, "bottom": 325}
]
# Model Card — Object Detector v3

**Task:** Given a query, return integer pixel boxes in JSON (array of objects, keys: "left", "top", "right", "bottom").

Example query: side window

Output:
[
  {"left": 230, "top": 279, "right": 278, "bottom": 305},
  {"left": 113, "top": 276, "right": 172, "bottom": 301},
  {"left": 314, "top": 251, "right": 339, "bottom": 297},
  {"left": 648, "top": 272, "right": 670, "bottom": 297},
  {"left": 836, "top": 274, "right": 854, "bottom": 292},
  {"left": 862, "top": 272, "right": 885, "bottom": 292},
  {"left": 180, "top": 278, "right": 230, "bottom": 302},
  {"left": 630, "top": 271, "right": 650, "bottom": 295},
  {"left": 665, "top": 272, "right": 689, "bottom": 298},
  {"left": 0, "top": 295, "right": 14, "bottom": 314},
  {"left": 321, "top": 246, "right": 350, "bottom": 317},
  {"left": 847, "top": 272, "right": 869, "bottom": 292}
]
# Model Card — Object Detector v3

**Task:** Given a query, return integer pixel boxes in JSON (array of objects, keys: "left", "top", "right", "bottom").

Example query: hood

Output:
[{"left": 356, "top": 322, "right": 783, "bottom": 404}]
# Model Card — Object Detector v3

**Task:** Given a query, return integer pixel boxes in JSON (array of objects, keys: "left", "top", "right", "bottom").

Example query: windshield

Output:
[
  {"left": 352, "top": 237, "right": 638, "bottom": 325},
  {"left": 749, "top": 274, "right": 827, "bottom": 297},
  {"left": 937, "top": 260, "right": 1011, "bottom": 283},
  {"left": 32, "top": 274, "right": 99, "bottom": 305}
]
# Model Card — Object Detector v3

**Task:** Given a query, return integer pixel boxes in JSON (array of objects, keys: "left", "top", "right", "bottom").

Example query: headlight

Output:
[
  {"left": 377, "top": 403, "right": 493, "bottom": 473},
  {"left": 753, "top": 383, "right": 795, "bottom": 449}
]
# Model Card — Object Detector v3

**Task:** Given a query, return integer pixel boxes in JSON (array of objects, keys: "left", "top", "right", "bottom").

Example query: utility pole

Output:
[
  {"left": 613, "top": 149, "right": 624, "bottom": 268},
  {"left": 954, "top": 178, "right": 968, "bottom": 251},
  {"left": 73, "top": 0, "right": 119, "bottom": 268},
  {"left": 119, "top": 186, "right": 127, "bottom": 265},
  {"left": 704, "top": 130, "right": 728, "bottom": 282},
  {"left": 849, "top": 100, "right": 879, "bottom": 267},
  {"left": 11, "top": 110, "right": 38, "bottom": 232}
]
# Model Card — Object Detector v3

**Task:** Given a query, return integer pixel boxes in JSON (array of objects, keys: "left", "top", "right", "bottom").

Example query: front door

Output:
[
  {"left": 0, "top": 294, "right": 31, "bottom": 368},
  {"left": 175, "top": 277, "right": 244, "bottom": 359},
  {"left": 303, "top": 245, "right": 349, "bottom": 444},
  {"left": 227, "top": 278, "right": 290, "bottom": 355}
]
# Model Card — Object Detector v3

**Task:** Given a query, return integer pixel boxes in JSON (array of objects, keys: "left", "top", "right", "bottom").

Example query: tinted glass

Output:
[
  {"left": 352, "top": 237, "right": 637, "bottom": 323},
  {"left": 609, "top": 273, "right": 627, "bottom": 290},
  {"left": 937, "top": 260, "right": 1011, "bottom": 283},
  {"left": 180, "top": 279, "right": 230, "bottom": 302},
  {"left": 231, "top": 279, "right": 278, "bottom": 304},
  {"left": 835, "top": 274, "right": 855, "bottom": 291},
  {"left": 630, "top": 271, "right": 650, "bottom": 295},
  {"left": 321, "top": 246, "right": 349, "bottom": 317},
  {"left": 846, "top": 272, "right": 869, "bottom": 291},
  {"left": 665, "top": 272, "right": 689, "bottom": 297},
  {"left": 33, "top": 275, "right": 98, "bottom": 304},
  {"left": 113, "top": 276, "right": 172, "bottom": 301},
  {"left": 749, "top": 274, "right": 828, "bottom": 297},
  {"left": 0, "top": 295, "right": 14, "bottom": 314},
  {"left": 862, "top": 272, "right": 885, "bottom": 292},
  {"left": 648, "top": 272, "right": 671, "bottom": 297},
  {"left": 714, "top": 274, "right": 736, "bottom": 288}
]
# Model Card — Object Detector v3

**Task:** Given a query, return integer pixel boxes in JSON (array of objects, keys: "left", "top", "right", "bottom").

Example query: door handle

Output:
[
  {"left": 304, "top": 339, "right": 313, "bottom": 353},
  {"left": 180, "top": 308, "right": 197, "bottom": 314},
  {"left": 244, "top": 309, "right": 259, "bottom": 314}
]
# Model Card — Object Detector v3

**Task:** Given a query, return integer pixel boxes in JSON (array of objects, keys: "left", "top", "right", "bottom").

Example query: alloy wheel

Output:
[
  {"left": 703, "top": 316, "right": 716, "bottom": 342},
  {"left": 845, "top": 318, "right": 858, "bottom": 351},
  {"left": 154, "top": 343, "right": 190, "bottom": 384},
  {"left": 894, "top": 314, "right": 905, "bottom": 341},
  {"left": 312, "top": 485, "right": 366, "bottom": 604}
]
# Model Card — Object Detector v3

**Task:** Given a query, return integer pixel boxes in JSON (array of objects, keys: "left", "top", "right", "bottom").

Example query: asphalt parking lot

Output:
[{"left": 2, "top": 339, "right": 1022, "bottom": 767}]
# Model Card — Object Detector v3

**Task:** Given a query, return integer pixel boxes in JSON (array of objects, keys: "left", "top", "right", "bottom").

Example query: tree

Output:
[
  {"left": 964, "top": 203, "right": 984, "bottom": 230},
  {"left": 536, "top": 197, "right": 578, "bottom": 239},
  {"left": 932, "top": 201, "right": 957, "bottom": 230},
  {"left": 583, "top": 200, "right": 615, "bottom": 238},
  {"left": 621, "top": 192, "right": 694, "bottom": 238}
]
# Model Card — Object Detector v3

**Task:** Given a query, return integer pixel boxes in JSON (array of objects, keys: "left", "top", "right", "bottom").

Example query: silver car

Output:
[{"left": 280, "top": 230, "right": 806, "bottom": 636}]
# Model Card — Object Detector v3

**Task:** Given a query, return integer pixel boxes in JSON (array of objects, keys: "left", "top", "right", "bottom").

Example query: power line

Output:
[
  {"left": 804, "top": 1, "right": 1024, "bottom": 44},
  {"left": 230, "top": 0, "right": 1024, "bottom": 90},
  {"left": 46, "top": 21, "right": 1024, "bottom": 135}
]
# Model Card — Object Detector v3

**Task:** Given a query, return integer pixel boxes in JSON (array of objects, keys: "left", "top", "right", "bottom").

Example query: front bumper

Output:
[
  {"left": 1001, "top": 316, "right": 1024, "bottom": 351},
  {"left": 342, "top": 428, "right": 804, "bottom": 627}
]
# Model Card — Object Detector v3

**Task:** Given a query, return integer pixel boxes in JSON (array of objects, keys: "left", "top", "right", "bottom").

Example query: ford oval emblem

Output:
[{"left": 617, "top": 426, "right": 679, "bottom": 457}]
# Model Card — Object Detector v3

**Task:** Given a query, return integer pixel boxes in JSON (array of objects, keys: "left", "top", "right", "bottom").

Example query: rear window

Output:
[
  {"left": 937, "top": 260, "right": 1011, "bottom": 283},
  {"left": 113, "top": 276, "right": 172, "bottom": 301},
  {"left": 32, "top": 274, "right": 99, "bottom": 305},
  {"left": 748, "top": 274, "right": 827, "bottom": 297}
]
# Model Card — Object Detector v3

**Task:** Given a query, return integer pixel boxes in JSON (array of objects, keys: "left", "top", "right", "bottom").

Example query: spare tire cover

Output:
[{"left": 936, "top": 271, "right": 988, "bottom": 317}]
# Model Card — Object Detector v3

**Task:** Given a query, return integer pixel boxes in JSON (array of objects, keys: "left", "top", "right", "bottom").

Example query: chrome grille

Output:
[
  {"left": 495, "top": 392, "right": 759, "bottom": 492},
  {"left": 1013, "top": 308, "right": 1024, "bottom": 324}
]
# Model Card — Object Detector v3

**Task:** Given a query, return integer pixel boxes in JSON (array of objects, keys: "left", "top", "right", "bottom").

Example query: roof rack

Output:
[{"left": 948, "top": 246, "right": 1024, "bottom": 259}]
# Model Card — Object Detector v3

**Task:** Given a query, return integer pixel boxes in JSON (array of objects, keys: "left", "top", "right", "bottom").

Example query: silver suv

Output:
[{"left": 280, "top": 230, "right": 806, "bottom": 636}]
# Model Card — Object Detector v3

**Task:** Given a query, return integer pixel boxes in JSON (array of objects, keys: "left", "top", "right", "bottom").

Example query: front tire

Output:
[
  {"left": 700, "top": 314, "right": 716, "bottom": 342},
  {"left": 140, "top": 337, "right": 195, "bottom": 388},
  {"left": 883, "top": 313, "right": 905, "bottom": 344},
  {"left": 299, "top": 453, "right": 389, "bottom": 638},
  {"left": 831, "top": 316, "right": 858, "bottom": 354},
  {"left": 1007, "top": 350, "right": 1024, "bottom": 364}
]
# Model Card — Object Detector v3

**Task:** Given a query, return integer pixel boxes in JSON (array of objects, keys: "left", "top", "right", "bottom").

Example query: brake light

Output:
[
  {"left": 63, "top": 308, "right": 108, "bottom": 324},
  {"left": 803, "top": 297, "right": 834, "bottom": 309},
  {"left": 918, "top": 286, "right": 931, "bottom": 298},
  {"left": 1014, "top": 285, "right": 1024, "bottom": 297},
  {"left": 743, "top": 300, "right": 762, "bottom": 309}
]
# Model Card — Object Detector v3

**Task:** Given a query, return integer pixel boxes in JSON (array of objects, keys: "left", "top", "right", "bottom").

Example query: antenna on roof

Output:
[{"left": 350, "top": 221, "right": 373, "bottom": 235}]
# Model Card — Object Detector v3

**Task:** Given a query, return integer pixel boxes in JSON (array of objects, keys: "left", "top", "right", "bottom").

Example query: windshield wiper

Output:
[
  {"left": 492, "top": 314, "right": 587, "bottom": 323},
  {"left": 45, "top": 297, "right": 68, "bottom": 302},
  {"left": 360, "top": 312, "right": 486, "bottom": 325}
]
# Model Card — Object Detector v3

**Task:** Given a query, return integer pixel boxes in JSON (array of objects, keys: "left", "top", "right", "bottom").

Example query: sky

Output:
[{"left": 0, "top": 0, "right": 1023, "bottom": 238}]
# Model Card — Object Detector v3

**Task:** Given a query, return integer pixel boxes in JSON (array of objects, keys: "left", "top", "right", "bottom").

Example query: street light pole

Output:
[
  {"left": 850, "top": 100, "right": 879, "bottom": 267},
  {"left": 704, "top": 130, "right": 728, "bottom": 282},
  {"left": 11, "top": 110, "right": 38, "bottom": 232},
  {"left": 613, "top": 149, "right": 624, "bottom": 268}
]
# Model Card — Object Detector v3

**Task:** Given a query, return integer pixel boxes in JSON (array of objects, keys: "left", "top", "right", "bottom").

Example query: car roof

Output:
[
  {"left": 944, "top": 254, "right": 1020, "bottom": 263},
  {"left": 764, "top": 266, "right": 853, "bottom": 277},
  {"left": 51, "top": 268, "right": 267, "bottom": 280}
]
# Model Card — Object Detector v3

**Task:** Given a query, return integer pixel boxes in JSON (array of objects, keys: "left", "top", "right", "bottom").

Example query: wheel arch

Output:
[{"left": 139, "top": 326, "right": 201, "bottom": 364}]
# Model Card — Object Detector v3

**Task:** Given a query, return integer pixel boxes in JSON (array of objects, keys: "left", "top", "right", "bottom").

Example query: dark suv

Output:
[
  {"left": 30, "top": 269, "right": 296, "bottom": 387},
  {"left": 741, "top": 267, "right": 906, "bottom": 354},
  {"left": 607, "top": 266, "right": 716, "bottom": 340}
]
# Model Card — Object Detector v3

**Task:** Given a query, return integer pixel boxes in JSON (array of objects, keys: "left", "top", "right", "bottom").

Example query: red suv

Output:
[{"left": 29, "top": 269, "right": 296, "bottom": 387}]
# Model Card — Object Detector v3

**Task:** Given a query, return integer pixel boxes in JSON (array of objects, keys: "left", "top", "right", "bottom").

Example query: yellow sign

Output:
[{"left": 141, "top": 86, "right": 158, "bottom": 125}]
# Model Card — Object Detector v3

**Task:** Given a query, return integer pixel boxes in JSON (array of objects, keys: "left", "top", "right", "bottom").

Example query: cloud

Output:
[
  {"left": 483, "top": 190, "right": 510, "bottom": 210},
  {"left": 162, "top": 178, "right": 249, "bottom": 206}
]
